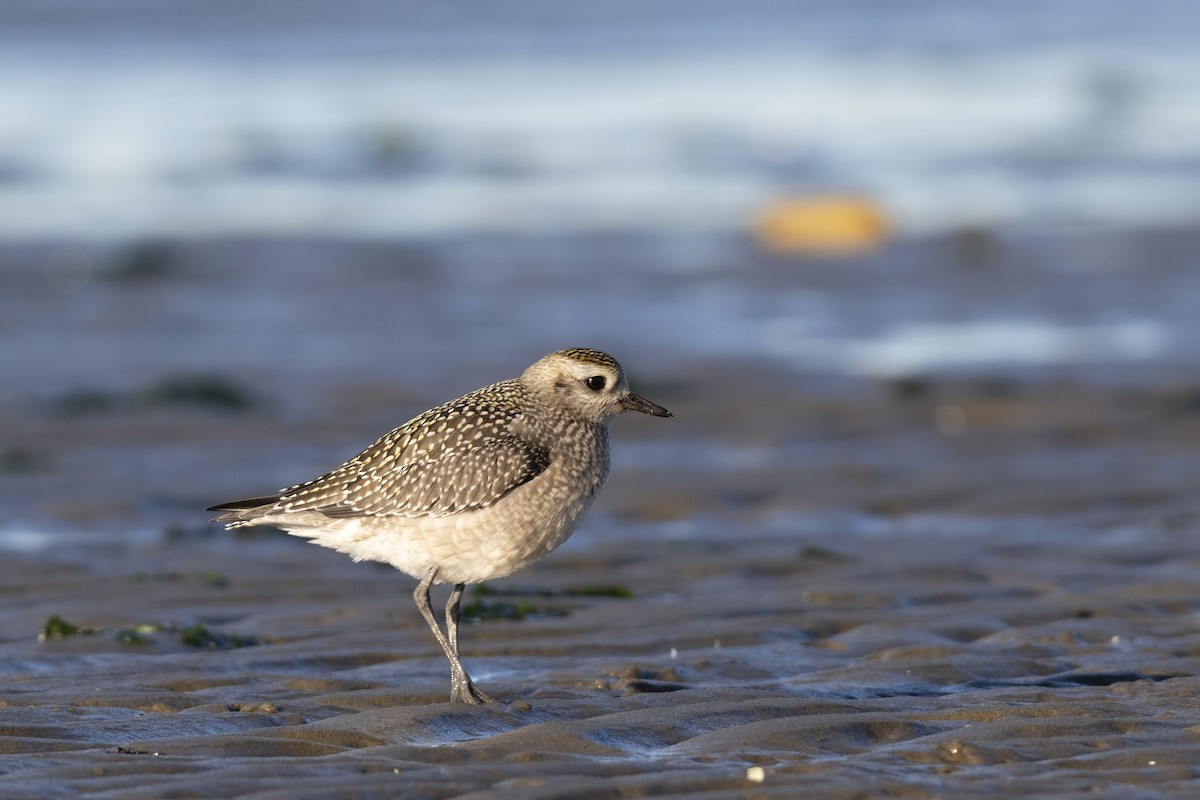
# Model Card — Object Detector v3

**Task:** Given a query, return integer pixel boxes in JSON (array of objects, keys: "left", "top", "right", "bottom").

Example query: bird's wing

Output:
[{"left": 276, "top": 388, "right": 552, "bottom": 519}]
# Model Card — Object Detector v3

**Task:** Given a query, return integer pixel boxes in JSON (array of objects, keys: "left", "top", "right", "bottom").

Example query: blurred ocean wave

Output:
[{"left": 1, "top": 1, "right": 1198, "bottom": 239}]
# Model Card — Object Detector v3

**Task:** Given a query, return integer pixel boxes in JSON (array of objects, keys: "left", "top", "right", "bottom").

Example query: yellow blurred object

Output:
[{"left": 755, "top": 195, "right": 888, "bottom": 254}]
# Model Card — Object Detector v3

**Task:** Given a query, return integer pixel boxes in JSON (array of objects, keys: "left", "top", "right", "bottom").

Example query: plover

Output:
[{"left": 208, "top": 348, "right": 671, "bottom": 703}]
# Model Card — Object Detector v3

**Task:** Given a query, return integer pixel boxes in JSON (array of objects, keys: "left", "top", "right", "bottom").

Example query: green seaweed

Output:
[
  {"left": 117, "top": 623, "right": 161, "bottom": 646},
  {"left": 179, "top": 623, "right": 258, "bottom": 650},
  {"left": 1156, "top": 385, "right": 1200, "bottom": 415},
  {"left": 125, "top": 570, "right": 228, "bottom": 588},
  {"left": 39, "top": 615, "right": 94, "bottom": 640},
  {"left": 106, "top": 241, "right": 177, "bottom": 280},
  {"left": 797, "top": 545, "right": 853, "bottom": 563},
  {"left": 362, "top": 125, "right": 424, "bottom": 170},
  {"left": 0, "top": 448, "right": 44, "bottom": 473},
  {"left": 41, "top": 615, "right": 258, "bottom": 649},
  {"left": 49, "top": 373, "right": 255, "bottom": 416},
  {"left": 126, "top": 571, "right": 185, "bottom": 583},
  {"left": 199, "top": 570, "right": 230, "bottom": 588},
  {"left": 459, "top": 600, "right": 567, "bottom": 623},
  {"left": 888, "top": 374, "right": 932, "bottom": 401},
  {"left": 971, "top": 376, "right": 1019, "bottom": 400},
  {"left": 140, "top": 374, "right": 255, "bottom": 411},
  {"left": 51, "top": 389, "right": 120, "bottom": 416},
  {"left": 473, "top": 583, "right": 633, "bottom": 599},
  {"left": 474, "top": 583, "right": 555, "bottom": 598},
  {"left": 568, "top": 585, "right": 634, "bottom": 599}
]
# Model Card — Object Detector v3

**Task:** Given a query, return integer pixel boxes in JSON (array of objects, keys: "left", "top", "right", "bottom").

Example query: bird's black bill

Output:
[{"left": 621, "top": 393, "right": 672, "bottom": 417}]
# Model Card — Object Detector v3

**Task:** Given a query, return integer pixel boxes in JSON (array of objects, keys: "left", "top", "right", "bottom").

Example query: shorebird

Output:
[{"left": 208, "top": 348, "right": 671, "bottom": 703}]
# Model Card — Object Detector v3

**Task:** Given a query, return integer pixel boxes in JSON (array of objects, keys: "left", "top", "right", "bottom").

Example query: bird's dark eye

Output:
[{"left": 585, "top": 375, "right": 606, "bottom": 391}]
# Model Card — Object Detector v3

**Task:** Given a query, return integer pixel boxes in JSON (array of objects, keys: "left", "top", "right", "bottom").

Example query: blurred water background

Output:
[{"left": 2, "top": 0, "right": 1198, "bottom": 239}]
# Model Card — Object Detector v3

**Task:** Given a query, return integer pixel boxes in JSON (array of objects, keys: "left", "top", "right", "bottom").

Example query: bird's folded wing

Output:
[{"left": 280, "top": 419, "right": 552, "bottom": 519}]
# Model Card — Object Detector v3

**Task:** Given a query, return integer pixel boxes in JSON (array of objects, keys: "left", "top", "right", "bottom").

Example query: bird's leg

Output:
[
  {"left": 446, "top": 582, "right": 494, "bottom": 704},
  {"left": 412, "top": 568, "right": 491, "bottom": 704}
]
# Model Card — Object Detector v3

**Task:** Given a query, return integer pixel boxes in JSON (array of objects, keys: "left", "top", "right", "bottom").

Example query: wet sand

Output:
[{"left": 3, "top": 232, "right": 1200, "bottom": 797}]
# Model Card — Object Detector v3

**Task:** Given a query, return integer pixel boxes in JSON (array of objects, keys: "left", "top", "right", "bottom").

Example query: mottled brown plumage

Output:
[{"left": 208, "top": 348, "right": 670, "bottom": 703}]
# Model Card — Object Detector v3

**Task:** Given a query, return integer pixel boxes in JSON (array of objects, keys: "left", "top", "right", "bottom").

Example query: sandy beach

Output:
[{"left": 2, "top": 228, "right": 1200, "bottom": 797}]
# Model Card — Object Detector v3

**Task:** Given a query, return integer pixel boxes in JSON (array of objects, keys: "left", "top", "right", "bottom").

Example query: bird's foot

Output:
[{"left": 450, "top": 675, "right": 495, "bottom": 704}]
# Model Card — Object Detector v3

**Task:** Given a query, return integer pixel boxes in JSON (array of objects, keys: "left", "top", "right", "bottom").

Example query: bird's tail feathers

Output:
[{"left": 206, "top": 495, "right": 281, "bottom": 524}]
